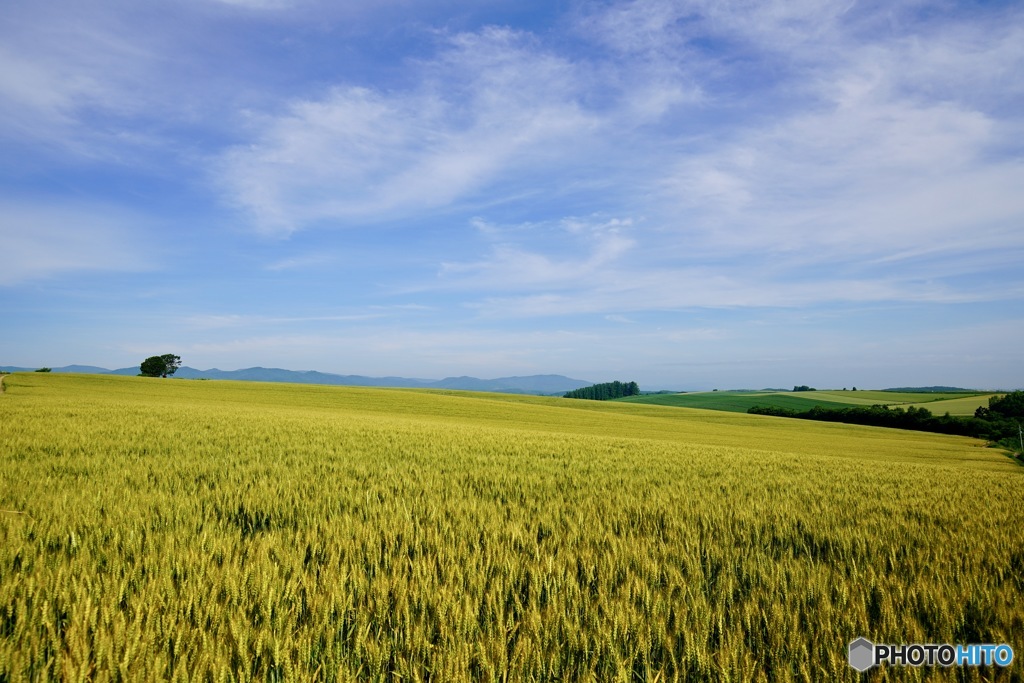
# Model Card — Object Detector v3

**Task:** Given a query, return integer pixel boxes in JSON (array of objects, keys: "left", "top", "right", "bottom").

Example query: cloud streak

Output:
[{"left": 0, "top": 200, "right": 153, "bottom": 285}]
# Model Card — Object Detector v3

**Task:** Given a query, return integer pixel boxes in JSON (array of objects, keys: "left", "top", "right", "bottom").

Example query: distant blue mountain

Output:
[
  {"left": 1, "top": 364, "right": 113, "bottom": 374},
  {"left": 168, "top": 367, "right": 438, "bottom": 388},
  {"left": 1, "top": 365, "right": 592, "bottom": 395},
  {"left": 430, "top": 374, "right": 592, "bottom": 394}
]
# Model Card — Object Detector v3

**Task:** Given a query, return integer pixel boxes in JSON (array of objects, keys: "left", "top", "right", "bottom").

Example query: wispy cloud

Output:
[
  {"left": 660, "top": 37, "right": 1024, "bottom": 258},
  {"left": 0, "top": 5, "right": 172, "bottom": 161},
  {"left": 215, "top": 0, "right": 1024, "bottom": 291},
  {"left": 217, "top": 27, "right": 604, "bottom": 235},
  {"left": 438, "top": 216, "right": 635, "bottom": 291},
  {"left": 0, "top": 200, "right": 153, "bottom": 285},
  {"left": 463, "top": 270, "right": 992, "bottom": 320},
  {"left": 264, "top": 253, "right": 335, "bottom": 271},
  {"left": 207, "top": 0, "right": 296, "bottom": 9},
  {"left": 182, "top": 312, "right": 386, "bottom": 330}
]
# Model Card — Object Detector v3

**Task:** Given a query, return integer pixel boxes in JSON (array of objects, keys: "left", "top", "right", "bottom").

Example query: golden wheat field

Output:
[{"left": 1, "top": 373, "right": 1022, "bottom": 682}]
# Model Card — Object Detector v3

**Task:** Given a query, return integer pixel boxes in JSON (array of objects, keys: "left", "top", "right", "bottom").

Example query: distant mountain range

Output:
[{"left": 0, "top": 365, "right": 593, "bottom": 395}]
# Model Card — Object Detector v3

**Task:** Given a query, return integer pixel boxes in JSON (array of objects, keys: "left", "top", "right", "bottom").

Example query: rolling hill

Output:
[{"left": 1, "top": 373, "right": 1020, "bottom": 681}]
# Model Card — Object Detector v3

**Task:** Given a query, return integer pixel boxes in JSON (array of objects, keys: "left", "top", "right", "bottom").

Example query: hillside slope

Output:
[{"left": 1, "top": 373, "right": 1021, "bottom": 681}]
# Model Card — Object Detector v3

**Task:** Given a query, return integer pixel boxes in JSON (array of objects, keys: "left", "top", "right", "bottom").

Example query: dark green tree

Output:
[
  {"left": 161, "top": 354, "right": 182, "bottom": 377},
  {"left": 564, "top": 381, "right": 640, "bottom": 401},
  {"left": 140, "top": 354, "right": 182, "bottom": 378},
  {"left": 987, "top": 391, "right": 1024, "bottom": 419},
  {"left": 139, "top": 357, "right": 163, "bottom": 377}
]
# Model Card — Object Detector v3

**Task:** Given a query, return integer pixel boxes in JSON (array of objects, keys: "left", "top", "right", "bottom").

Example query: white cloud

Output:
[
  {"left": 264, "top": 253, "right": 335, "bottom": 271},
  {"left": 0, "top": 6, "right": 164, "bottom": 159},
  {"left": 438, "top": 216, "right": 635, "bottom": 290},
  {"left": 217, "top": 28, "right": 604, "bottom": 235},
  {"left": 0, "top": 200, "right": 153, "bottom": 285},
  {"left": 663, "top": 98, "right": 1022, "bottom": 257},
  {"left": 455, "top": 258, "right": 1006, "bottom": 320},
  {"left": 404, "top": 2, "right": 1024, "bottom": 320},
  {"left": 0, "top": 47, "right": 81, "bottom": 128},
  {"left": 182, "top": 312, "right": 384, "bottom": 329},
  {"left": 649, "top": 0, "right": 1024, "bottom": 270},
  {"left": 207, "top": 0, "right": 295, "bottom": 8}
]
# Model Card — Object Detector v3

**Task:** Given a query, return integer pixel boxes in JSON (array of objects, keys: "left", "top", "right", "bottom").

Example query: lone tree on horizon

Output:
[{"left": 140, "top": 354, "right": 182, "bottom": 378}]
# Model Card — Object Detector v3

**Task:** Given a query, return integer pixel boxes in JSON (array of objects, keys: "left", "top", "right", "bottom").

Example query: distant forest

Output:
[{"left": 565, "top": 381, "right": 640, "bottom": 401}]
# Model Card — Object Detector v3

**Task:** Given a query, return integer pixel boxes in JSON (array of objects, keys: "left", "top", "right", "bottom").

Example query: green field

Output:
[
  {"left": 899, "top": 395, "right": 999, "bottom": 416},
  {"left": 620, "top": 389, "right": 995, "bottom": 416},
  {"left": 2, "top": 373, "right": 1022, "bottom": 681},
  {"left": 615, "top": 391, "right": 855, "bottom": 413},
  {"left": 813, "top": 391, "right": 996, "bottom": 416}
]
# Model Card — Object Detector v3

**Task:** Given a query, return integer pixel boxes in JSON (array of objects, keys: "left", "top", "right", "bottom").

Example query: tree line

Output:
[
  {"left": 564, "top": 381, "right": 640, "bottom": 401},
  {"left": 748, "top": 391, "right": 1024, "bottom": 454}
]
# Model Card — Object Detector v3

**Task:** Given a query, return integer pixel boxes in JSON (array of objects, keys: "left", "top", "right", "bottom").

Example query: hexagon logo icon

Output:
[{"left": 849, "top": 637, "right": 875, "bottom": 671}]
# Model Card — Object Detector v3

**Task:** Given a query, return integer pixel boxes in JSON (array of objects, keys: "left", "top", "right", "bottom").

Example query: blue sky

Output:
[{"left": 2, "top": 0, "right": 1023, "bottom": 390}]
